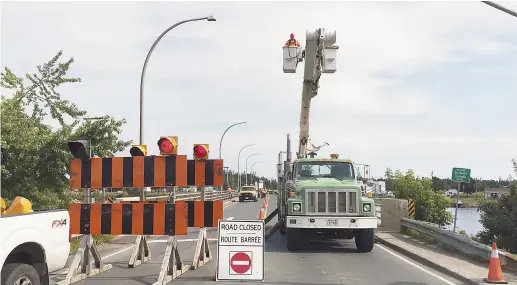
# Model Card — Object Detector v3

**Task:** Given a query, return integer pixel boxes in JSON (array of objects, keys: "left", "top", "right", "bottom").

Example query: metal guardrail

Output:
[
  {"left": 375, "top": 201, "right": 517, "bottom": 270},
  {"left": 117, "top": 191, "right": 234, "bottom": 202},
  {"left": 400, "top": 217, "right": 517, "bottom": 269}
]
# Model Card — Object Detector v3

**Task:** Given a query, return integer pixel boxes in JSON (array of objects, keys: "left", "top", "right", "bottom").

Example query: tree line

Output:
[
  {"left": 380, "top": 168, "right": 514, "bottom": 194},
  {"left": 384, "top": 160, "right": 517, "bottom": 253}
]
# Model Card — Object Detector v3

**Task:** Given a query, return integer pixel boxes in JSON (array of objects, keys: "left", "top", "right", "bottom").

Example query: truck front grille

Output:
[{"left": 307, "top": 190, "right": 358, "bottom": 215}]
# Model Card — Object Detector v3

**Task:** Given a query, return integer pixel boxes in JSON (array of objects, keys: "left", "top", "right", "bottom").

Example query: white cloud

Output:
[{"left": 2, "top": 1, "right": 517, "bottom": 180}]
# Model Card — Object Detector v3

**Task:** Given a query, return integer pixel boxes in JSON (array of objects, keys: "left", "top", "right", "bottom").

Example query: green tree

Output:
[
  {"left": 476, "top": 161, "right": 517, "bottom": 253},
  {"left": 1, "top": 51, "right": 131, "bottom": 208},
  {"left": 386, "top": 168, "right": 453, "bottom": 226}
]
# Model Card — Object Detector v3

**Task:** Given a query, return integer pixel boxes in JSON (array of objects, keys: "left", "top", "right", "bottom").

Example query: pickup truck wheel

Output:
[
  {"left": 355, "top": 229, "right": 374, "bottom": 253},
  {"left": 286, "top": 228, "right": 304, "bottom": 251},
  {"left": 1, "top": 263, "right": 41, "bottom": 285}
]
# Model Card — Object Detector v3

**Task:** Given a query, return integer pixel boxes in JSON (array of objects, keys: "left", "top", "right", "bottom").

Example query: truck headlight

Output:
[
  {"left": 292, "top": 203, "right": 301, "bottom": 212},
  {"left": 363, "top": 203, "right": 371, "bottom": 212}
]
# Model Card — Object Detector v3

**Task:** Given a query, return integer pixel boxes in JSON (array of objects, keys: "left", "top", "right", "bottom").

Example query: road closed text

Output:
[
  {"left": 218, "top": 221, "right": 265, "bottom": 246},
  {"left": 221, "top": 223, "right": 262, "bottom": 231},
  {"left": 220, "top": 235, "right": 262, "bottom": 244}
]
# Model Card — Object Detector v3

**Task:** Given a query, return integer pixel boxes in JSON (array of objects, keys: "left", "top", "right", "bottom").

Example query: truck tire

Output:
[
  {"left": 286, "top": 228, "right": 304, "bottom": 251},
  {"left": 1, "top": 263, "right": 41, "bottom": 285},
  {"left": 355, "top": 229, "right": 374, "bottom": 253}
]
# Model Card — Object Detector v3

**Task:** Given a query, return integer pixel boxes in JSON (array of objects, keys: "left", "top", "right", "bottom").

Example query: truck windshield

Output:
[
  {"left": 241, "top": 186, "right": 255, "bottom": 191},
  {"left": 295, "top": 162, "right": 355, "bottom": 180}
]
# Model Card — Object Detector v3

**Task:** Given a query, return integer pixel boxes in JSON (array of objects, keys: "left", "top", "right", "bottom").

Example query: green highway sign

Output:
[{"left": 451, "top": 167, "right": 471, "bottom": 183}]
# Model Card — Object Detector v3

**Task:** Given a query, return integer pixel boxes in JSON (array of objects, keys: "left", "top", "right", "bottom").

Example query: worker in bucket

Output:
[{"left": 285, "top": 33, "right": 300, "bottom": 47}]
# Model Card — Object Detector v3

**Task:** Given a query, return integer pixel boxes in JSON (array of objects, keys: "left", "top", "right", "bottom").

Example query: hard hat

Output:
[{"left": 290, "top": 33, "right": 295, "bottom": 38}]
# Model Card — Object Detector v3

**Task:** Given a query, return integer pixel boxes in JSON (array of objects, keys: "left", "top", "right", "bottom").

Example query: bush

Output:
[
  {"left": 386, "top": 169, "right": 453, "bottom": 227},
  {"left": 476, "top": 183, "right": 517, "bottom": 254}
]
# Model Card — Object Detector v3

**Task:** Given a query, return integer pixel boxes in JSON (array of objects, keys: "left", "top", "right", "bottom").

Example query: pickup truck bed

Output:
[{"left": 1, "top": 209, "right": 70, "bottom": 285}]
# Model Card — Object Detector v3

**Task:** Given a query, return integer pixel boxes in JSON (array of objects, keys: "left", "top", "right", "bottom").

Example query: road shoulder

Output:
[{"left": 375, "top": 231, "right": 517, "bottom": 285}]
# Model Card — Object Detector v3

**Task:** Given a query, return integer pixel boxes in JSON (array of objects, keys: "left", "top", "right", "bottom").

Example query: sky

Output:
[{"left": 2, "top": 1, "right": 517, "bottom": 181}]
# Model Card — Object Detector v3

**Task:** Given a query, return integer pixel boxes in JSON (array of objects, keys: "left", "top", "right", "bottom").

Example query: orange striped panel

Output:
[
  {"left": 112, "top": 157, "right": 124, "bottom": 188},
  {"left": 90, "top": 158, "right": 103, "bottom": 188},
  {"left": 154, "top": 156, "right": 166, "bottom": 187},
  {"left": 69, "top": 159, "right": 82, "bottom": 189}
]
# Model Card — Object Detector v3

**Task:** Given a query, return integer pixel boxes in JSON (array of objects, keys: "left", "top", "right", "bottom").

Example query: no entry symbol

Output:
[{"left": 229, "top": 251, "right": 252, "bottom": 274}]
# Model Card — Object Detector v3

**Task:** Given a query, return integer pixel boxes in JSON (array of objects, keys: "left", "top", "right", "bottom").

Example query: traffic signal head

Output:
[
  {"left": 193, "top": 144, "right": 209, "bottom": 160},
  {"left": 129, "top": 144, "right": 147, "bottom": 156},
  {"left": 157, "top": 136, "right": 178, "bottom": 155},
  {"left": 67, "top": 139, "right": 91, "bottom": 160}
]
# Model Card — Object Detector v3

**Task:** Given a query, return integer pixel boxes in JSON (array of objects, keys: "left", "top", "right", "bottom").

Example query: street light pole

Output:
[
  {"left": 218, "top": 121, "right": 247, "bottom": 190},
  {"left": 250, "top": 161, "right": 263, "bottom": 185},
  {"left": 237, "top": 144, "right": 255, "bottom": 190},
  {"left": 138, "top": 16, "right": 216, "bottom": 144},
  {"left": 224, "top": 166, "right": 229, "bottom": 188},
  {"left": 219, "top": 121, "right": 247, "bottom": 159},
  {"left": 245, "top": 153, "right": 260, "bottom": 185}
]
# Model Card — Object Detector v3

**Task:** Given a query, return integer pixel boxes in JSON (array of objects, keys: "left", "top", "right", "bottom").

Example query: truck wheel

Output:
[
  {"left": 286, "top": 228, "right": 304, "bottom": 251},
  {"left": 1, "top": 263, "right": 41, "bottom": 285},
  {"left": 355, "top": 229, "right": 374, "bottom": 253}
]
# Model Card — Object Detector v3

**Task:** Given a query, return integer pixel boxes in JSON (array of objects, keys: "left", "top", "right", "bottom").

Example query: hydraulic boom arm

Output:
[{"left": 282, "top": 28, "right": 338, "bottom": 159}]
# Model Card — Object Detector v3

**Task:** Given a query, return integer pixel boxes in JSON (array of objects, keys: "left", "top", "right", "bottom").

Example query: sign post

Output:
[
  {"left": 216, "top": 220, "right": 265, "bottom": 281},
  {"left": 451, "top": 167, "right": 471, "bottom": 232}
]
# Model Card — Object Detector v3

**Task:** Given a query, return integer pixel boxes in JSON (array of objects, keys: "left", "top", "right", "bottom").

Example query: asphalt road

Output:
[{"left": 51, "top": 195, "right": 464, "bottom": 285}]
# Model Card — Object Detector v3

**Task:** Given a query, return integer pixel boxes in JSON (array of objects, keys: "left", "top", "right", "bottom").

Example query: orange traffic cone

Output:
[{"left": 483, "top": 242, "right": 508, "bottom": 284}]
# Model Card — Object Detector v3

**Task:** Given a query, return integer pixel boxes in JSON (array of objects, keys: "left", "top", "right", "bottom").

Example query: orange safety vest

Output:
[{"left": 285, "top": 39, "right": 300, "bottom": 47}]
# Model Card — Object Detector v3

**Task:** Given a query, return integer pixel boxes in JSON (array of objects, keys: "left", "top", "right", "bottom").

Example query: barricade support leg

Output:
[
  {"left": 191, "top": 227, "right": 212, "bottom": 270},
  {"left": 152, "top": 236, "right": 189, "bottom": 285},
  {"left": 56, "top": 235, "right": 112, "bottom": 285},
  {"left": 128, "top": 235, "right": 151, "bottom": 268}
]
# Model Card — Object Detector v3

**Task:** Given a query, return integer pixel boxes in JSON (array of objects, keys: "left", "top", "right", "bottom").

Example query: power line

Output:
[{"left": 482, "top": 1, "right": 517, "bottom": 18}]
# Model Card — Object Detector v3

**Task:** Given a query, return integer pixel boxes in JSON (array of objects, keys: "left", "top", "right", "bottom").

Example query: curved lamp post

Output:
[
  {"left": 237, "top": 144, "right": 255, "bottom": 189},
  {"left": 138, "top": 15, "right": 216, "bottom": 144},
  {"left": 250, "top": 161, "right": 263, "bottom": 185},
  {"left": 219, "top": 121, "right": 247, "bottom": 159},
  {"left": 245, "top": 153, "right": 260, "bottom": 185},
  {"left": 218, "top": 121, "right": 246, "bottom": 190}
]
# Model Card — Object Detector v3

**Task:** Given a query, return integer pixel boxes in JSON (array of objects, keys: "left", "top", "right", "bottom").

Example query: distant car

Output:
[{"left": 239, "top": 185, "right": 258, "bottom": 202}]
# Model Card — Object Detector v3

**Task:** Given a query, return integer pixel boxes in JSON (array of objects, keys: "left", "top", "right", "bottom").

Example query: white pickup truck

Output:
[{"left": 0, "top": 209, "right": 71, "bottom": 285}]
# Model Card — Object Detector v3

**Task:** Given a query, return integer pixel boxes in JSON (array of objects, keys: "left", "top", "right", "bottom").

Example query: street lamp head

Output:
[{"left": 207, "top": 15, "right": 216, "bottom": 21}]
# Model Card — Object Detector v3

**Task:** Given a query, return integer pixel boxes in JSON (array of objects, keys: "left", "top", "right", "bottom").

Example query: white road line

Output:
[{"left": 375, "top": 244, "right": 457, "bottom": 285}]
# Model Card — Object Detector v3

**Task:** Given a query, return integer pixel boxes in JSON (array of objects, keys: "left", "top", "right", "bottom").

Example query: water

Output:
[{"left": 445, "top": 207, "right": 484, "bottom": 236}]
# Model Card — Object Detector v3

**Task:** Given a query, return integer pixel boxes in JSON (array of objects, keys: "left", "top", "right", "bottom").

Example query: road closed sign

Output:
[{"left": 216, "top": 220, "right": 264, "bottom": 281}]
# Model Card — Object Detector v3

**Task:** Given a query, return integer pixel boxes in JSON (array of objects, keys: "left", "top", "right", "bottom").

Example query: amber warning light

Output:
[
  {"left": 157, "top": 136, "right": 178, "bottom": 155},
  {"left": 193, "top": 144, "right": 209, "bottom": 160}
]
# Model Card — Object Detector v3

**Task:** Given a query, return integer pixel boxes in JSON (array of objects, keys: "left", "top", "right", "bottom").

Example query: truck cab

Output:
[
  {"left": 239, "top": 185, "right": 258, "bottom": 202},
  {"left": 282, "top": 154, "right": 377, "bottom": 251},
  {"left": 0, "top": 197, "right": 70, "bottom": 285}
]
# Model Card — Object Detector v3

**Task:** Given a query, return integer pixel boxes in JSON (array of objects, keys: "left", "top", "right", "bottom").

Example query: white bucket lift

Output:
[
  {"left": 282, "top": 46, "right": 304, "bottom": 73},
  {"left": 322, "top": 46, "right": 338, "bottom": 74},
  {"left": 282, "top": 29, "right": 338, "bottom": 74}
]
